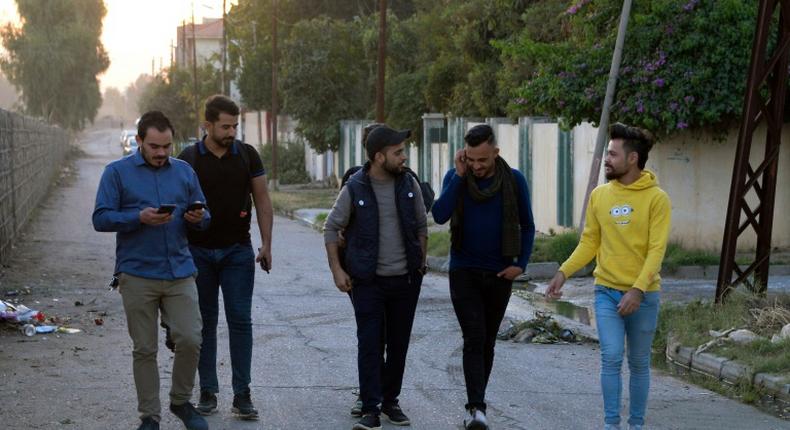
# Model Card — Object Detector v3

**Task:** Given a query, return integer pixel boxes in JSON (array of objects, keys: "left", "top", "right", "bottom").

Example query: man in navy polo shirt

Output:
[
  {"left": 432, "top": 124, "right": 535, "bottom": 430},
  {"left": 178, "top": 95, "right": 273, "bottom": 421},
  {"left": 93, "top": 111, "right": 211, "bottom": 430}
]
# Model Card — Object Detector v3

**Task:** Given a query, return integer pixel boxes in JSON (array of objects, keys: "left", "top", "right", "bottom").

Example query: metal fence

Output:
[{"left": 0, "top": 109, "right": 71, "bottom": 262}]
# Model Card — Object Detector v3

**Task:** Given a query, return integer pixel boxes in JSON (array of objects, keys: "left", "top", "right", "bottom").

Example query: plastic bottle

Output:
[{"left": 21, "top": 324, "right": 36, "bottom": 337}]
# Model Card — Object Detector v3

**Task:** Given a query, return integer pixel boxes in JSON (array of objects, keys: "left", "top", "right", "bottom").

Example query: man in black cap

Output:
[{"left": 324, "top": 125, "right": 428, "bottom": 430}]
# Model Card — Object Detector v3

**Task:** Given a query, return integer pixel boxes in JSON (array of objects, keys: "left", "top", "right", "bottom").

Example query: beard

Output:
[
  {"left": 604, "top": 164, "right": 624, "bottom": 180},
  {"left": 383, "top": 160, "right": 404, "bottom": 175}
]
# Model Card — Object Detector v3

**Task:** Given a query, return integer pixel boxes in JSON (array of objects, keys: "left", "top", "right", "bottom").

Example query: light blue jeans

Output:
[{"left": 595, "top": 285, "right": 660, "bottom": 426}]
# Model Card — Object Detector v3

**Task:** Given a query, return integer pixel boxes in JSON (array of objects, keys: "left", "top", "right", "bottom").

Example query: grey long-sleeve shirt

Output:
[{"left": 324, "top": 175, "right": 428, "bottom": 276}]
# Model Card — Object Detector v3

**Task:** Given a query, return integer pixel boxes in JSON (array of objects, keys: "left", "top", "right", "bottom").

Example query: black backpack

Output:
[{"left": 340, "top": 165, "right": 434, "bottom": 213}]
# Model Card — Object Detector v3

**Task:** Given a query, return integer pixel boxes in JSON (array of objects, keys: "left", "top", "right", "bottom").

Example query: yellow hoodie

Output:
[{"left": 559, "top": 170, "right": 671, "bottom": 292}]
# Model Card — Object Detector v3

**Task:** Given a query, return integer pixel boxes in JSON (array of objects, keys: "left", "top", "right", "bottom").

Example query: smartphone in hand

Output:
[
  {"left": 157, "top": 204, "right": 177, "bottom": 214},
  {"left": 187, "top": 201, "right": 205, "bottom": 211}
]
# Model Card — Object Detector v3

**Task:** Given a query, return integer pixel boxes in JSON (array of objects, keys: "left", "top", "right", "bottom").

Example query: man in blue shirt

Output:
[
  {"left": 93, "top": 111, "right": 211, "bottom": 430},
  {"left": 432, "top": 124, "right": 535, "bottom": 430}
]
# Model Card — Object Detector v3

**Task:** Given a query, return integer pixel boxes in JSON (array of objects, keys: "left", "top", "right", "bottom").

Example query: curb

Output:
[
  {"left": 426, "top": 256, "right": 790, "bottom": 281},
  {"left": 665, "top": 335, "right": 790, "bottom": 401}
]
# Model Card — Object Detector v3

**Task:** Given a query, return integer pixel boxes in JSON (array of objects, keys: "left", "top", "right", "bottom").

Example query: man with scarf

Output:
[{"left": 432, "top": 124, "right": 535, "bottom": 430}]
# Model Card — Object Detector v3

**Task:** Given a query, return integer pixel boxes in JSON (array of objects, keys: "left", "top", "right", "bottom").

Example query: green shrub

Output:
[
  {"left": 427, "top": 231, "right": 451, "bottom": 257},
  {"left": 531, "top": 231, "right": 579, "bottom": 263},
  {"left": 258, "top": 141, "right": 311, "bottom": 185}
]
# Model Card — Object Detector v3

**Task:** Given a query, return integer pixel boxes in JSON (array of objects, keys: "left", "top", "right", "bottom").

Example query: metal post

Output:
[
  {"left": 578, "top": 0, "right": 632, "bottom": 233},
  {"left": 376, "top": 0, "right": 387, "bottom": 123},
  {"left": 716, "top": 0, "right": 790, "bottom": 302},
  {"left": 191, "top": 5, "right": 200, "bottom": 138},
  {"left": 270, "top": 0, "right": 279, "bottom": 190},
  {"left": 222, "top": 0, "right": 227, "bottom": 94}
]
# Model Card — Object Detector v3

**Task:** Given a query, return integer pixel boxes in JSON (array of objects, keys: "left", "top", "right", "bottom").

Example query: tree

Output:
[
  {"left": 500, "top": 0, "right": 758, "bottom": 135},
  {"left": 0, "top": 0, "right": 109, "bottom": 130},
  {"left": 280, "top": 17, "right": 371, "bottom": 152},
  {"left": 138, "top": 64, "right": 221, "bottom": 140}
]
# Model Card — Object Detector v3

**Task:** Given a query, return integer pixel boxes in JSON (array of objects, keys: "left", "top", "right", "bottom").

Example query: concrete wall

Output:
[
  {"left": 647, "top": 125, "right": 790, "bottom": 250},
  {"left": 531, "top": 123, "right": 560, "bottom": 233}
]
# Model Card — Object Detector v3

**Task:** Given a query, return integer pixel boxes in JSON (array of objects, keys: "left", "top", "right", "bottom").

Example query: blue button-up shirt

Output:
[{"left": 93, "top": 150, "right": 211, "bottom": 280}]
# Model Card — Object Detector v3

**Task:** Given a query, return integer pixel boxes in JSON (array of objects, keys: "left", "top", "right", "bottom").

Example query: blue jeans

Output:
[
  {"left": 595, "top": 285, "right": 660, "bottom": 426},
  {"left": 190, "top": 243, "right": 255, "bottom": 395}
]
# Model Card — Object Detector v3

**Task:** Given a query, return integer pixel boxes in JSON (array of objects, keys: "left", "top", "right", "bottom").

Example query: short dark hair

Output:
[
  {"left": 609, "top": 122, "right": 655, "bottom": 169},
  {"left": 137, "top": 111, "right": 175, "bottom": 141},
  {"left": 464, "top": 124, "right": 496, "bottom": 147},
  {"left": 204, "top": 94, "right": 240, "bottom": 122},
  {"left": 362, "top": 123, "right": 384, "bottom": 148}
]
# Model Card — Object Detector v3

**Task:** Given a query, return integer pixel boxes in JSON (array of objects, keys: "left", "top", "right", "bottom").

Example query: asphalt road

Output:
[{"left": 0, "top": 129, "right": 786, "bottom": 429}]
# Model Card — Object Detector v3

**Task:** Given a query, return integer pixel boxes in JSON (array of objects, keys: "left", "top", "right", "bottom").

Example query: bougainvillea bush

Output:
[{"left": 499, "top": 0, "right": 759, "bottom": 136}]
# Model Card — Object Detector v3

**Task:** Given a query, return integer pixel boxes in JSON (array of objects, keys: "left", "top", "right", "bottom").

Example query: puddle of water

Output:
[{"left": 514, "top": 282, "right": 596, "bottom": 326}]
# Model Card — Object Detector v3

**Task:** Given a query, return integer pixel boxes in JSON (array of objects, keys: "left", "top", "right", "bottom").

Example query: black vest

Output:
[{"left": 343, "top": 166, "right": 423, "bottom": 280}]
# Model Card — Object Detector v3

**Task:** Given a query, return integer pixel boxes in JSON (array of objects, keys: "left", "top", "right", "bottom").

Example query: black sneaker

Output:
[
  {"left": 169, "top": 402, "right": 208, "bottom": 430},
  {"left": 137, "top": 417, "right": 159, "bottom": 430},
  {"left": 352, "top": 413, "right": 382, "bottom": 430},
  {"left": 464, "top": 407, "right": 489, "bottom": 430},
  {"left": 196, "top": 390, "right": 217, "bottom": 415},
  {"left": 350, "top": 396, "right": 363, "bottom": 417},
  {"left": 382, "top": 403, "right": 411, "bottom": 426},
  {"left": 232, "top": 390, "right": 259, "bottom": 420}
]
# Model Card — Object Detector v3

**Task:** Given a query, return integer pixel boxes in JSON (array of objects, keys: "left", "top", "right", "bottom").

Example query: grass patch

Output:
[
  {"left": 662, "top": 242, "right": 720, "bottom": 272},
  {"left": 270, "top": 188, "right": 338, "bottom": 214},
  {"left": 530, "top": 231, "right": 579, "bottom": 263},
  {"left": 653, "top": 292, "right": 790, "bottom": 376},
  {"left": 428, "top": 231, "right": 451, "bottom": 257},
  {"left": 314, "top": 212, "right": 328, "bottom": 229}
]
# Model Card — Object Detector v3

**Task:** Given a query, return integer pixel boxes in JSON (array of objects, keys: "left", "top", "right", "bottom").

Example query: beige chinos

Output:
[{"left": 119, "top": 273, "right": 203, "bottom": 421}]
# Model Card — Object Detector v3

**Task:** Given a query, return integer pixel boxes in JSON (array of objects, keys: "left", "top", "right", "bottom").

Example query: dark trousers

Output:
[
  {"left": 449, "top": 268, "right": 513, "bottom": 411},
  {"left": 350, "top": 273, "right": 421, "bottom": 414}
]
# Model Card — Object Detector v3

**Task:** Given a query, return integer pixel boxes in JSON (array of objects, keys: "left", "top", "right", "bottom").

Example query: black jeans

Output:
[
  {"left": 350, "top": 273, "right": 421, "bottom": 414},
  {"left": 449, "top": 268, "right": 513, "bottom": 411}
]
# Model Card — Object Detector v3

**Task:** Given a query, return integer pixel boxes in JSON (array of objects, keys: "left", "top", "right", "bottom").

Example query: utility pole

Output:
[
  {"left": 270, "top": 0, "right": 279, "bottom": 190},
  {"left": 151, "top": 58, "right": 155, "bottom": 76},
  {"left": 376, "top": 0, "right": 387, "bottom": 122},
  {"left": 170, "top": 39, "right": 175, "bottom": 69},
  {"left": 221, "top": 0, "right": 227, "bottom": 94},
  {"left": 191, "top": 3, "right": 200, "bottom": 138},
  {"left": 578, "top": 0, "right": 632, "bottom": 233}
]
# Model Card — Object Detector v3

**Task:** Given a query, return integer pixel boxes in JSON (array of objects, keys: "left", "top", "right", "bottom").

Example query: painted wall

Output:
[{"left": 531, "top": 123, "right": 560, "bottom": 233}]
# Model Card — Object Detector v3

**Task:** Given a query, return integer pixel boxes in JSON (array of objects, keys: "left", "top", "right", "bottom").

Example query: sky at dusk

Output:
[{"left": 0, "top": 0, "right": 235, "bottom": 92}]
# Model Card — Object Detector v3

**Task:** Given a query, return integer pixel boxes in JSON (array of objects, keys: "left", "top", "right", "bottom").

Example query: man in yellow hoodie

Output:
[{"left": 546, "top": 123, "right": 671, "bottom": 430}]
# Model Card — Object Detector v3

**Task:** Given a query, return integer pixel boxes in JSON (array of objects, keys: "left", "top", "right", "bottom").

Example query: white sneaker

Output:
[{"left": 464, "top": 408, "right": 488, "bottom": 430}]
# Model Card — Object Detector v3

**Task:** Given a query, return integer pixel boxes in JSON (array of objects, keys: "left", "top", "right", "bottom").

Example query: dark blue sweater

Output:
[{"left": 432, "top": 168, "right": 535, "bottom": 272}]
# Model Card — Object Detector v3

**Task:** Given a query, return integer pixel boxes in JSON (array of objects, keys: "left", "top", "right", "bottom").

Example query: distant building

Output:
[{"left": 176, "top": 18, "right": 223, "bottom": 69}]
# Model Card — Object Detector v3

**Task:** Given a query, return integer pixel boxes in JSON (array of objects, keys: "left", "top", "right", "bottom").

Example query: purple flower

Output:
[
  {"left": 676, "top": 121, "right": 689, "bottom": 129},
  {"left": 683, "top": 0, "right": 700, "bottom": 12},
  {"left": 684, "top": 95, "right": 695, "bottom": 104},
  {"left": 636, "top": 101, "right": 645, "bottom": 113},
  {"left": 654, "top": 78, "right": 666, "bottom": 88},
  {"left": 669, "top": 102, "right": 679, "bottom": 111}
]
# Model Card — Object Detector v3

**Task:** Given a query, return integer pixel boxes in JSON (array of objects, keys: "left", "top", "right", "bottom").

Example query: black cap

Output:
[{"left": 366, "top": 125, "right": 411, "bottom": 160}]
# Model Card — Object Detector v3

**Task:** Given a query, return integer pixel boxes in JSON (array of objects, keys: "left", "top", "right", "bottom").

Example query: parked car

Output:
[
  {"left": 122, "top": 136, "right": 138, "bottom": 156},
  {"left": 120, "top": 129, "right": 137, "bottom": 147}
]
